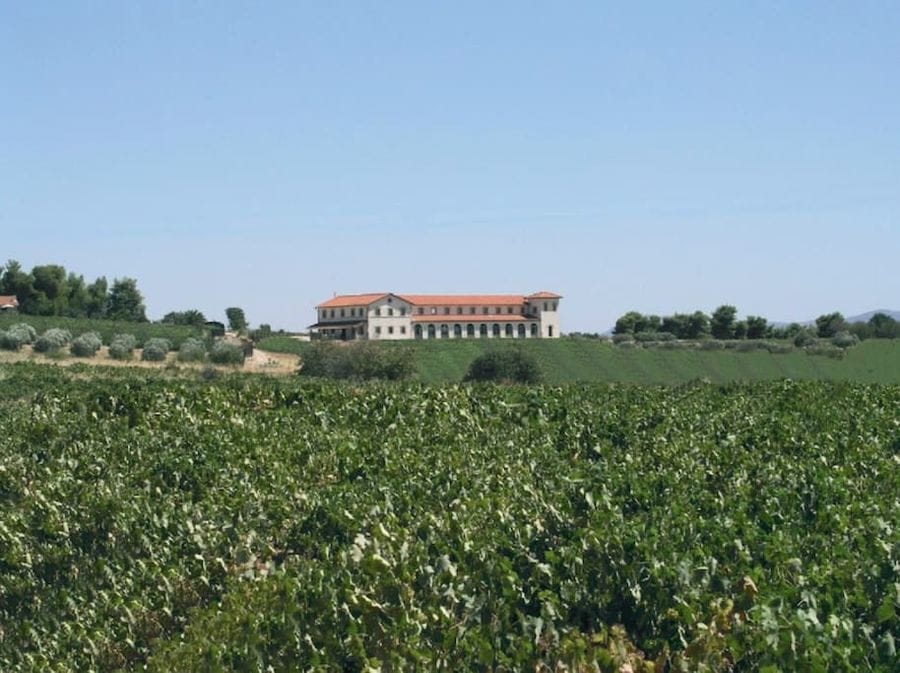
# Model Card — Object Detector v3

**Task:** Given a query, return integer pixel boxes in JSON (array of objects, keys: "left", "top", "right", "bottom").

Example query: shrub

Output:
[
  {"left": 831, "top": 331, "right": 859, "bottom": 349},
  {"left": 0, "top": 330, "right": 23, "bottom": 351},
  {"left": 299, "top": 341, "right": 415, "bottom": 381},
  {"left": 70, "top": 332, "right": 102, "bottom": 357},
  {"left": 634, "top": 331, "right": 676, "bottom": 342},
  {"left": 141, "top": 337, "right": 171, "bottom": 362},
  {"left": 793, "top": 329, "right": 818, "bottom": 347},
  {"left": 612, "top": 334, "right": 635, "bottom": 344},
  {"left": 7, "top": 323, "right": 37, "bottom": 344},
  {"left": 209, "top": 340, "right": 245, "bottom": 365},
  {"left": 178, "top": 337, "right": 208, "bottom": 363},
  {"left": 108, "top": 334, "right": 137, "bottom": 360},
  {"left": 33, "top": 328, "right": 72, "bottom": 353},
  {"left": 699, "top": 340, "right": 725, "bottom": 350},
  {"left": 464, "top": 349, "right": 542, "bottom": 384}
]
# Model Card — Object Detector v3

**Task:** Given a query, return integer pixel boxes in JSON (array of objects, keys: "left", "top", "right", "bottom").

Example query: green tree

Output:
[
  {"left": 66, "top": 273, "right": 89, "bottom": 318},
  {"left": 85, "top": 277, "right": 108, "bottom": 319},
  {"left": 106, "top": 278, "right": 147, "bottom": 322},
  {"left": 685, "top": 311, "right": 710, "bottom": 339},
  {"left": 0, "top": 259, "right": 35, "bottom": 312},
  {"left": 745, "top": 315, "right": 768, "bottom": 339},
  {"left": 613, "top": 311, "right": 644, "bottom": 335},
  {"left": 710, "top": 305, "right": 737, "bottom": 339},
  {"left": 868, "top": 312, "right": 899, "bottom": 339},
  {"left": 463, "top": 348, "right": 541, "bottom": 383},
  {"left": 225, "top": 307, "right": 248, "bottom": 332},
  {"left": 162, "top": 309, "right": 206, "bottom": 326},
  {"left": 31, "top": 264, "right": 69, "bottom": 316},
  {"left": 815, "top": 312, "right": 846, "bottom": 338}
]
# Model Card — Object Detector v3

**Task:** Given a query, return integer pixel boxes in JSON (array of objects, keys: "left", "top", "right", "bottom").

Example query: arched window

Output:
[
  {"left": 505, "top": 324, "right": 513, "bottom": 337},
  {"left": 492, "top": 324, "right": 501, "bottom": 337},
  {"left": 466, "top": 324, "right": 475, "bottom": 338},
  {"left": 530, "top": 323, "right": 538, "bottom": 337},
  {"left": 440, "top": 324, "right": 449, "bottom": 339},
  {"left": 517, "top": 324, "right": 526, "bottom": 338},
  {"left": 427, "top": 324, "right": 436, "bottom": 339},
  {"left": 453, "top": 324, "right": 462, "bottom": 338},
  {"left": 479, "top": 324, "right": 488, "bottom": 337},
  {"left": 414, "top": 324, "right": 423, "bottom": 339}
]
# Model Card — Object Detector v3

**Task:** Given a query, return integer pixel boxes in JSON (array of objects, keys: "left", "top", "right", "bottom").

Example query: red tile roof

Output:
[
  {"left": 317, "top": 293, "right": 388, "bottom": 308},
  {"left": 317, "top": 291, "right": 561, "bottom": 309},
  {"left": 398, "top": 294, "right": 525, "bottom": 307},
  {"left": 0, "top": 295, "right": 18, "bottom": 308},
  {"left": 411, "top": 314, "right": 533, "bottom": 323}
]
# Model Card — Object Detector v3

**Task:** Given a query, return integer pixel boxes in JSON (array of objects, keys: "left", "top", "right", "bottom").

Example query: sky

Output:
[{"left": 2, "top": 2, "right": 898, "bottom": 332}]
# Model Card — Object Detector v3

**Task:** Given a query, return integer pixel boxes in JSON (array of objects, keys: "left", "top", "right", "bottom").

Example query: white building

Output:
[{"left": 311, "top": 292, "right": 562, "bottom": 340}]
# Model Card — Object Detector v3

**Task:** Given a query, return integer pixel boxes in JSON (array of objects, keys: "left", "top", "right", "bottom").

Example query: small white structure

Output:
[{"left": 310, "top": 292, "right": 562, "bottom": 340}]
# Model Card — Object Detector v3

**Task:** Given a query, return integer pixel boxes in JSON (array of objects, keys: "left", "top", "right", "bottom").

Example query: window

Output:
[
  {"left": 505, "top": 324, "right": 513, "bottom": 337},
  {"left": 466, "top": 324, "right": 475, "bottom": 337},
  {"left": 548, "top": 326, "right": 554, "bottom": 337},
  {"left": 418, "top": 307, "right": 424, "bottom": 314},
  {"left": 520, "top": 306, "right": 525, "bottom": 314},
  {"left": 454, "top": 324, "right": 462, "bottom": 337},
  {"left": 479, "top": 324, "right": 488, "bottom": 337},
  {"left": 482, "top": 307, "right": 489, "bottom": 314},
  {"left": 456, "top": 307, "right": 462, "bottom": 315},
  {"left": 375, "top": 308, "right": 381, "bottom": 316},
  {"left": 507, "top": 307, "right": 513, "bottom": 314},
  {"left": 470, "top": 307, "right": 476, "bottom": 314},
  {"left": 330, "top": 309, "right": 335, "bottom": 318},
  {"left": 388, "top": 326, "right": 394, "bottom": 335},
  {"left": 531, "top": 324, "right": 538, "bottom": 337},
  {"left": 340, "top": 308, "right": 345, "bottom": 317},
  {"left": 387, "top": 297, "right": 393, "bottom": 303},
  {"left": 440, "top": 324, "right": 449, "bottom": 338},
  {"left": 400, "top": 326, "right": 406, "bottom": 334},
  {"left": 492, "top": 324, "right": 501, "bottom": 337},
  {"left": 431, "top": 307, "right": 437, "bottom": 315},
  {"left": 388, "top": 307, "right": 393, "bottom": 316},
  {"left": 400, "top": 307, "right": 407, "bottom": 316},
  {"left": 517, "top": 324, "right": 526, "bottom": 338},
  {"left": 552, "top": 302, "right": 557, "bottom": 311},
  {"left": 375, "top": 326, "right": 381, "bottom": 335},
  {"left": 443, "top": 307, "right": 450, "bottom": 315},
  {"left": 544, "top": 302, "right": 548, "bottom": 311}
]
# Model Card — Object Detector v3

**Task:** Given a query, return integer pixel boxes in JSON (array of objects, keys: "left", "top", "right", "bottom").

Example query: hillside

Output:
[{"left": 258, "top": 337, "right": 900, "bottom": 384}]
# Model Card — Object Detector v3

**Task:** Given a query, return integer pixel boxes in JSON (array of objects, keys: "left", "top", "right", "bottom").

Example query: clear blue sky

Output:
[{"left": 3, "top": 2, "right": 898, "bottom": 331}]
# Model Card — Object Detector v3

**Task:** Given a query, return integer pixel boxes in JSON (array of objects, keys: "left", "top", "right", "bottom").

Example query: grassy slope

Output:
[{"left": 258, "top": 336, "right": 900, "bottom": 384}]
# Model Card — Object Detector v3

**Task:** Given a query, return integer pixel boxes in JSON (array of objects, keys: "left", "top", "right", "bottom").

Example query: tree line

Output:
[
  {"left": 0, "top": 260, "right": 147, "bottom": 322},
  {"left": 614, "top": 305, "right": 899, "bottom": 341}
]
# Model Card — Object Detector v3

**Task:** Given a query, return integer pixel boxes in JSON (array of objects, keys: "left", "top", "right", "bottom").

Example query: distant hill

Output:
[{"left": 844, "top": 309, "right": 900, "bottom": 324}]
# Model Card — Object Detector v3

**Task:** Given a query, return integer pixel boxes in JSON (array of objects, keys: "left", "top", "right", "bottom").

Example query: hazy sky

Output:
[{"left": 3, "top": 2, "right": 898, "bottom": 332}]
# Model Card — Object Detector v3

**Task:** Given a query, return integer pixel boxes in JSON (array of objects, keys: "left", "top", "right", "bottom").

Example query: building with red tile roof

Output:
[
  {"left": 311, "top": 291, "right": 561, "bottom": 340},
  {"left": 0, "top": 295, "right": 19, "bottom": 311}
]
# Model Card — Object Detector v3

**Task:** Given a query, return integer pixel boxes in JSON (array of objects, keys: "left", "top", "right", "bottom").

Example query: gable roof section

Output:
[
  {"left": 317, "top": 293, "right": 389, "bottom": 309},
  {"left": 0, "top": 295, "right": 19, "bottom": 308},
  {"left": 526, "top": 291, "right": 562, "bottom": 299}
]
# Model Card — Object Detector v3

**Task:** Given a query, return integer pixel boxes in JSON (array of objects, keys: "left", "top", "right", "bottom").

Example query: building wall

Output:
[{"left": 367, "top": 296, "right": 413, "bottom": 340}]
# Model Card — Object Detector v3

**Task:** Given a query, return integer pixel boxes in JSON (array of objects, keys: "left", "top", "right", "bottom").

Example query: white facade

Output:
[{"left": 312, "top": 292, "right": 562, "bottom": 340}]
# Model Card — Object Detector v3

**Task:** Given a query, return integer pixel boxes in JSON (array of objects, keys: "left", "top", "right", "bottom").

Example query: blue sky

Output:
[{"left": 2, "top": 2, "right": 898, "bottom": 331}]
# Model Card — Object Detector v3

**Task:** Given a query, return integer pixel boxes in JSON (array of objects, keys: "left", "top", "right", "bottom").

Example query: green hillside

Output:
[{"left": 258, "top": 336, "right": 900, "bottom": 384}]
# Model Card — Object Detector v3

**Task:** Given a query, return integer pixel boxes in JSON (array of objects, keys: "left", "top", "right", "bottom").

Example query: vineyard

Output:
[{"left": 0, "top": 363, "right": 897, "bottom": 671}]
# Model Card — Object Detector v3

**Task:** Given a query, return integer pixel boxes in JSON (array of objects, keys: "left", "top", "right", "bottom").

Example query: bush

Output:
[
  {"left": 299, "top": 342, "right": 415, "bottom": 381},
  {"left": 464, "top": 349, "right": 542, "bottom": 384},
  {"left": 108, "top": 334, "right": 137, "bottom": 360},
  {"left": 141, "top": 337, "right": 171, "bottom": 362},
  {"left": 634, "top": 331, "right": 676, "bottom": 342},
  {"left": 612, "top": 334, "right": 635, "bottom": 344},
  {"left": 831, "top": 331, "right": 859, "bottom": 349},
  {"left": 178, "top": 337, "right": 208, "bottom": 363},
  {"left": 209, "top": 340, "right": 245, "bottom": 365},
  {"left": 70, "top": 332, "right": 102, "bottom": 357},
  {"left": 699, "top": 340, "right": 725, "bottom": 351},
  {"left": 7, "top": 323, "right": 36, "bottom": 344},
  {"left": 33, "top": 328, "right": 73, "bottom": 353},
  {"left": 0, "top": 330, "right": 23, "bottom": 351},
  {"left": 793, "top": 329, "right": 818, "bottom": 347}
]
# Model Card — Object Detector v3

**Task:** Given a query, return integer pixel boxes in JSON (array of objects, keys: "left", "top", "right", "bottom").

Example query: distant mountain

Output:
[
  {"left": 844, "top": 309, "right": 900, "bottom": 324},
  {"left": 771, "top": 309, "right": 900, "bottom": 328}
]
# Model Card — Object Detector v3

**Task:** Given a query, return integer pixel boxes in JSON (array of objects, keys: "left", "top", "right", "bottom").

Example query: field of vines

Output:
[{"left": 0, "top": 362, "right": 897, "bottom": 671}]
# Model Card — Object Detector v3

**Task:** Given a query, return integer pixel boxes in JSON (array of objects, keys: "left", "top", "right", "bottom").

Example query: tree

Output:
[
  {"left": 225, "top": 307, "right": 248, "bottom": 332},
  {"left": 0, "top": 260, "right": 35, "bottom": 312},
  {"left": 162, "top": 309, "right": 206, "bottom": 326},
  {"left": 613, "top": 311, "right": 644, "bottom": 335},
  {"left": 66, "top": 273, "right": 89, "bottom": 318},
  {"left": 868, "top": 312, "right": 899, "bottom": 339},
  {"left": 685, "top": 311, "right": 710, "bottom": 339},
  {"left": 85, "top": 277, "right": 108, "bottom": 319},
  {"left": 815, "top": 312, "right": 846, "bottom": 338},
  {"left": 31, "top": 264, "right": 68, "bottom": 316},
  {"left": 745, "top": 315, "right": 769, "bottom": 340},
  {"left": 463, "top": 349, "right": 541, "bottom": 383},
  {"left": 106, "top": 278, "right": 147, "bottom": 322},
  {"left": 710, "top": 305, "right": 737, "bottom": 339}
]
